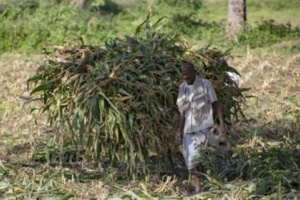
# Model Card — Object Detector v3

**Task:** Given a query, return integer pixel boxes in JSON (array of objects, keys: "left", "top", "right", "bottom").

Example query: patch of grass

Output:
[
  {"left": 0, "top": 0, "right": 143, "bottom": 53},
  {"left": 1, "top": 0, "right": 300, "bottom": 53},
  {"left": 283, "top": 40, "right": 300, "bottom": 54},
  {"left": 238, "top": 20, "right": 300, "bottom": 48},
  {"left": 197, "top": 0, "right": 300, "bottom": 26},
  {"left": 248, "top": 0, "right": 300, "bottom": 11},
  {"left": 167, "top": 13, "right": 225, "bottom": 44}
]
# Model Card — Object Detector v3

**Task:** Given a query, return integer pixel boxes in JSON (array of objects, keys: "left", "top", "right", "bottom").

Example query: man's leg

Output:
[
  {"left": 194, "top": 175, "right": 201, "bottom": 193},
  {"left": 191, "top": 164, "right": 204, "bottom": 193},
  {"left": 183, "top": 131, "right": 208, "bottom": 194}
]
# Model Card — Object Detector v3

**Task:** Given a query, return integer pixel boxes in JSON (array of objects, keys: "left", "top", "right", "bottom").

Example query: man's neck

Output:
[{"left": 187, "top": 75, "right": 196, "bottom": 85}]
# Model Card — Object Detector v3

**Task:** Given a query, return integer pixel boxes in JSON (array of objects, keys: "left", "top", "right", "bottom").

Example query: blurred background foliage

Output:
[{"left": 0, "top": 0, "right": 300, "bottom": 53}]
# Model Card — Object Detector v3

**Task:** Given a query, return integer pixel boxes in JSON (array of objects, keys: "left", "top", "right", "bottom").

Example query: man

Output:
[{"left": 176, "top": 61, "right": 226, "bottom": 194}]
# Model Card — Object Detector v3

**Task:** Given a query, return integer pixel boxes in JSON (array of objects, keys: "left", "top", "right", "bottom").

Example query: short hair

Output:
[{"left": 180, "top": 60, "right": 195, "bottom": 72}]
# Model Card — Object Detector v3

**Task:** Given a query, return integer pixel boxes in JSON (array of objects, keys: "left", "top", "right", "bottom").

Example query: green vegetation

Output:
[
  {"left": 1, "top": 0, "right": 300, "bottom": 53},
  {"left": 27, "top": 19, "right": 247, "bottom": 177},
  {"left": 200, "top": 139, "right": 300, "bottom": 198},
  {"left": 1, "top": 0, "right": 300, "bottom": 199},
  {"left": 239, "top": 20, "right": 300, "bottom": 48}
]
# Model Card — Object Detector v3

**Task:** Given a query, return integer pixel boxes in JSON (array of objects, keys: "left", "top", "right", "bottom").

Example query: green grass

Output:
[
  {"left": 198, "top": 0, "right": 300, "bottom": 26},
  {"left": 0, "top": 0, "right": 300, "bottom": 53}
]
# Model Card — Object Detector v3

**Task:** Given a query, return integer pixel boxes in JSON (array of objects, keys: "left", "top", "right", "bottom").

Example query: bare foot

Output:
[
  {"left": 194, "top": 175, "right": 202, "bottom": 194},
  {"left": 189, "top": 188, "right": 202, "bottom": 197},
  {"left": 194, "top": 185, "right": 202, "bottom": 194}
]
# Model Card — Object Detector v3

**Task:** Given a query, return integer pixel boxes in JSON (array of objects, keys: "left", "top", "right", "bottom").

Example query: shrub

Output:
[
  {"left": 169, "top": 14, "right": 224, "bottom": 41},
  {"left": 238, "top": 20, "right": 300, "bottom": 48}
]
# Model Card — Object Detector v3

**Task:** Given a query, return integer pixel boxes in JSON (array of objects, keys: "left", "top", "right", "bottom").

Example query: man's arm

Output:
[
  {"left": 177, "top": 113, "right": 185, "bottom": 134},
  {"left": 176, "top": 113, "right": 185, "bottom": 145},
  {"left": 212, "top": 101, "right": 226, "bottom": 135},
  {"left": 205, "top": 79, "right": 226, "bottom": 135}
]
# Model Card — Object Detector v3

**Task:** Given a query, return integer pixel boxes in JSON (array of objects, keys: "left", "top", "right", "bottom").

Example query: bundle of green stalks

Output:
[{"left": 28, "top": 19, "right": 248, "bottom": 175}]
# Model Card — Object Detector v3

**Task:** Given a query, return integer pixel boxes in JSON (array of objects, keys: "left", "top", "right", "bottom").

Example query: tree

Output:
[
  {"left": 226, "top": 0, "right": 246, "bottom": 39},
  {"left": 77, "top": 0, "right": 87, "bottom": 9}
]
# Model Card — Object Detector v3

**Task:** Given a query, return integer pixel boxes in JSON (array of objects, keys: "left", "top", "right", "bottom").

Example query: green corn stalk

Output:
[{"left": 28, "top": 18, "right": 249, "bottom": 176}]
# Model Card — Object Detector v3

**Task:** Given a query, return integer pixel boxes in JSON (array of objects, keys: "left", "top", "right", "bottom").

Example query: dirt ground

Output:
[{"left": 0, "top": 49, "right": 300, "bottom": 199}]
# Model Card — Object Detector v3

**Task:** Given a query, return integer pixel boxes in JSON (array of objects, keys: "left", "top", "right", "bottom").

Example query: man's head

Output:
[{"left": 180, "top": 61, "right": 196, "bottom": 85}]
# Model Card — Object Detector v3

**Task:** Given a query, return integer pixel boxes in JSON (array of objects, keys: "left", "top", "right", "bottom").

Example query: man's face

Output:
[{"left": 181, "top": 64, "right": 196, "bottom": 85}]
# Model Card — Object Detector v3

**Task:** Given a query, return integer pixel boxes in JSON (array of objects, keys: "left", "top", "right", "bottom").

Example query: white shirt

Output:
[{"left": 177, "top": 76, "right": 218, "bottom": 134}]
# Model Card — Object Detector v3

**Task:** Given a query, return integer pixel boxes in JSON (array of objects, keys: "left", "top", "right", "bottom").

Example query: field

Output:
[{"left": 1, "top": 0, "right": 300, "bottom": 199}]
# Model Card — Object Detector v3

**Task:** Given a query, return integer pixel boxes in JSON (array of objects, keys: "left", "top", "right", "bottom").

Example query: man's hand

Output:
[
  {"left": 175, "top": 130, "right": 183, "bottom": 146},
  {"left": 213, "top": 101, "right": 227, "bottom": 136},
  {"left": 219, "top": 123, "right": 228, "bottom": 143},
  {"left": 220, "top": 123, "right": 227, "bottom": 135}
]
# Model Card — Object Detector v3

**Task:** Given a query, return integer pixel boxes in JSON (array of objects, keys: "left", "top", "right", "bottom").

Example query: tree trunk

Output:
[
  {"left": 77, "top": 0, "right": 87, "bottom": 9},
  {"left": 226, "top": 0, "right": 246, "bottom": 39}
]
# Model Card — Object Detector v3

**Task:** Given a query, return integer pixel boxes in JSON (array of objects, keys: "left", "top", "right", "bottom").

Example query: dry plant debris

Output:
[{"left": 1, "top": 49, "right": 300, "bottom": 199}]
